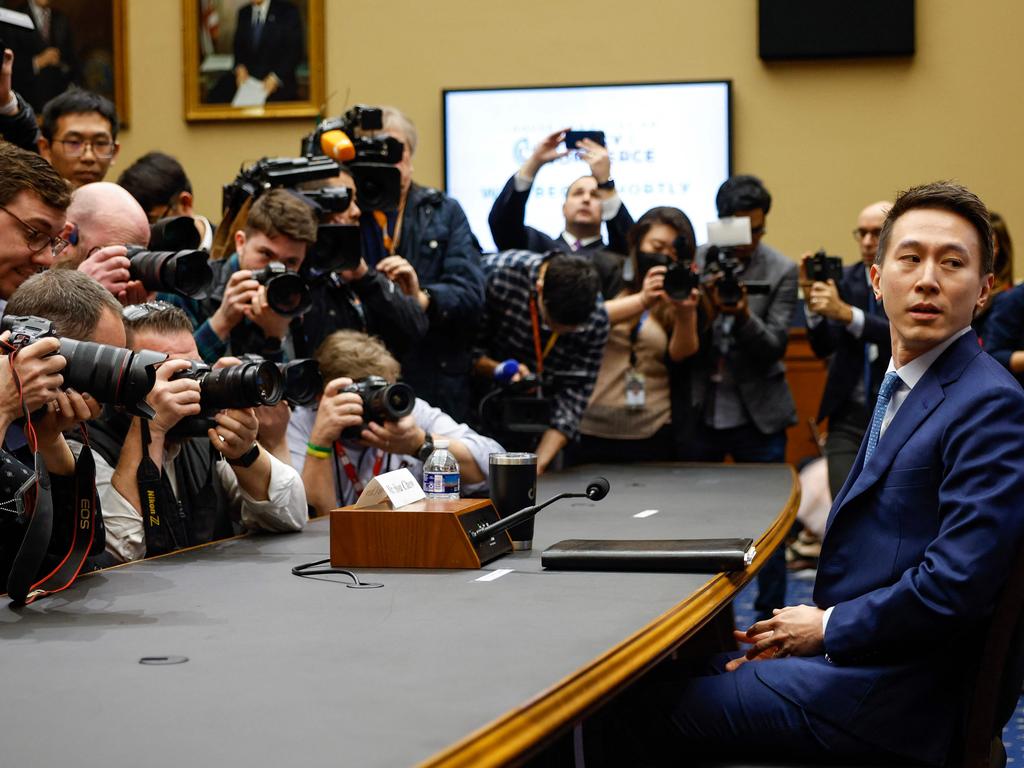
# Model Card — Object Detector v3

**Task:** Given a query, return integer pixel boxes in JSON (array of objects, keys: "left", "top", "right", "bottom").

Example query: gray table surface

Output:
[{"left": 0, "top": 463, "right": 794, "bottom": 768}]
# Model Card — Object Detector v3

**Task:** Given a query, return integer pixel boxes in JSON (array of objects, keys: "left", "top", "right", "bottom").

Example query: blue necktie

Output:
[{"left": 864, "top": 371, "right": 901, "bottom": 461}]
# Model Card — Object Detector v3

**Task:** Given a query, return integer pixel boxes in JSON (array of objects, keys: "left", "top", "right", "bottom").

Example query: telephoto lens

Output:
[
  {"left": 189, "top": 360, "right": 286, "bottom": 411},
  {"left": 126, "top": 245, "right": 214, "bottom": 300},
  {"left": 281, "top": 359, "right": 323, "bottom": 407},
  {"left": 59, "top": 339, "right": 167, "bottom": 419},
  {"left": 253, "top": 263, "right": 312, "bottom": 317}
]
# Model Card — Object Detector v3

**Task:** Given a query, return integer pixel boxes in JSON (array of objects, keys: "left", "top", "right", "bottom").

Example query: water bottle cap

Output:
[{"left": 434, "top": 439, "right": 449, "bottom": 449}]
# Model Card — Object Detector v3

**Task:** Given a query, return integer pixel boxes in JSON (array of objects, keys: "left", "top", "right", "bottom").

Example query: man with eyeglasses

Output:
[
  {"left": 0, "top": 141, "right": 70, "bottom": 311},
  {"left": 802, "top": 201, "right": 893, "bottom": 499},
  {"left": 36, "top": 89, "right": 120, "bottom": 189}
]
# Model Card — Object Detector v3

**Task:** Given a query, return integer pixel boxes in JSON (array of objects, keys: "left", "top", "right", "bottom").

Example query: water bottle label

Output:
[{"left": 423, "top": 472, "right": 460, "bottom": 496}]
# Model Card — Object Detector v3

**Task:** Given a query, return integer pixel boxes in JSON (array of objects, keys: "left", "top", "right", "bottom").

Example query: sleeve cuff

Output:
[
  {"left": 600, "top": 192, "right": 622, "bottom": 222},
  {"left": 0, "top": 91, "right": 19, "bottom": 116},
  {"left": 513, "top": 171, "right": 534, "bottom": 192},
  {"left": 804, "top": 305, "right": 824, "bottom": 327},
  {"left": 846, "top": 306, "right": 865, "bottom": 338},
  {"left": 822, "top": 605, "right": 834, "bottom": 634}
]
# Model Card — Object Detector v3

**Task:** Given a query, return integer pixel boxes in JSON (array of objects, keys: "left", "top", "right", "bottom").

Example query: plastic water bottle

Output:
[{"left": 423, "top": 439, "right": 460, "bottom": 500}]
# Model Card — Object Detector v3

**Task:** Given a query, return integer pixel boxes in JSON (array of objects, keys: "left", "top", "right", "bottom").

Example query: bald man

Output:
[
  {"left": 802, "top": 201, "right": 893, "bottom": 497},
  {"left": 57, "top": 181, "right": 152, "bottom": 305}
]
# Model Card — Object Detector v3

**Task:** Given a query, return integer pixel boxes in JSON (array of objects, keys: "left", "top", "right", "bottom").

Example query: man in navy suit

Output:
[
  {"left": 232, "top": 0, "right": 303, "bottom": 102},
  {"left": 591, "top": 182, "right": 1024, "bottom": 765},
  {"left": 487, "top": 127, "right": 634, "bottom": 255},
  {"left": 804, "top": 201, "right": 892, "bottom": 498}
]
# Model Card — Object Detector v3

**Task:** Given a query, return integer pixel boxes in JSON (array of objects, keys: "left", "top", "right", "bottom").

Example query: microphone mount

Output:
[{"left": 469, "top": 477, "right": 609, "bottom": 545}]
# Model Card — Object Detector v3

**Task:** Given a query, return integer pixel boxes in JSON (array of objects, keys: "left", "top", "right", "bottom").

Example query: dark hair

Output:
[
  {"left": 117, "top": 152, "right": 192, "bottom": 213},
  {"left": 6, "top": 269, "right": 122, "bottom": 341},
  {"left": 715, "top": 175, "right": 772, "bottom": 217},
  {"left": 0, "top": 141, "right": 72, "bottom": 209},
  {"left": 244, "top": 188, "right": 318, "bottom": 245},
  {"left": 625, "top": 206, "right": 696, "bottom": 287},
  {"left": 990, "top": 211, "right": 1014, "bottom": 292},
  {"left": 541, "top": 254, "right": 600, "bottom": 327},
  {"left": 41, "top": 89, "right": 120, "bottom": 141},
  {"left": 875, "top": 181, "right": 994, "bottom": 276}
]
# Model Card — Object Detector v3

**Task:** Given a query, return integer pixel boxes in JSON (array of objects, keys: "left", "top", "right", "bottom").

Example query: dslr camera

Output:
[
  {"left": 240, "top": 354, "right": 323, "bottom": 407},
  {"left": 252, "top": 262, "right": 312, "bottom": 318},
  {"left": 0, "top": 315, "right": 164, "bottom": 418},
  {"left": 807, "top": 249, "right": 844, "bottom": 284},
  {"left": 340, "top": 375, "right": 415, "bottom": 439},
  {"left": 703, "top": 247, "right": 772, "bottom": 306},
  {"left": 167, "top": 358, "right": 286, "bottom": 438},
  {"left": 126, "top": 245, "right": 213, "bottom": 300}
]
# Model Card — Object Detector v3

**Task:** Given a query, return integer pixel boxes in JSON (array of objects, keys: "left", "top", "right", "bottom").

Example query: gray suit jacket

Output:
[{"left": 689, "top": 242, "right": 798, "bottom": 435}]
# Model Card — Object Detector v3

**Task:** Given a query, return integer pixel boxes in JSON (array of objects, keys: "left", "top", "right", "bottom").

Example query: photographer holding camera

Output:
[
  {"left": 569, "top": 207, "right": 701, "bottom": 465},
  {"left": 75, "top": 302, "right": 307, "bottom": 563},
  {"left": 802, "top": 201, "right": 892, "bottom": 498},
  {"left": 298, "top": 167, "right": 429, "bottom": 358},
  {"left": 287, "top": 330, "right": 502, "bottom": 515},
  {"left": 164, "top": 187, "right": 318, "bottom": 364}
]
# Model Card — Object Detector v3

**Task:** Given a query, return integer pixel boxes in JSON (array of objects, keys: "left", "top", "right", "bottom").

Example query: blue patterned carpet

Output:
[{"left": 732, "top": 569, "right": 1024, "bottom": 762}]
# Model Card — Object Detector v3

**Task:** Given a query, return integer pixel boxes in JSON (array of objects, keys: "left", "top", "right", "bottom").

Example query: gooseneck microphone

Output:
[{"left": 469, "top": 477, "right": 609, "bottom": 544}]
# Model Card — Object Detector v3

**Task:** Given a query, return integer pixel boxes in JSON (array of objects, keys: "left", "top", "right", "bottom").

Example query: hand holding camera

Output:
[
  {"left": 376, "top": 255, "right": 422, "bottom": 302},
  {"left": 210, "top": 269, "right": 260, "bottom": 338},
  {"left": 78, "top": 245, "right": 148, "bottom": 306},
  {"left": 361, "top": 415, "right": 423, "bottom": 457},
  {"left": 0, "top": 332, "right": 65, "bottom": 422},
  {"left": 575, "top": 137, "right": 611, "bottom": 185},
  {"left": 801, "top": 252, "right": 852, "bottom": 322},
  {"left": 709, "top": 273, "right": 750, "bottom": 318},
  {"left": 246, "top": 282, "right": 293, "bottom": 342},
  {"left": 147, "top": 358, "right": 202, "bottom": 436},
  {"left": 36, "top": 389, "right": 102, "bottom": 447},
  {"left": 310, "top": 377, "right": 363, "bottom": 447},
  {"left": 208, "top": 406, "right": 260, "bottom": 462},
  {"left": 523, "top": 127, "right": 571, "bottom": 177}
]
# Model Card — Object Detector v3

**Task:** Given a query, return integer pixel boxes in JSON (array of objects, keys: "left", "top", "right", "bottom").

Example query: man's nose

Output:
[{"left": 915, "top": 260, "right": 940, "bottom": 291}]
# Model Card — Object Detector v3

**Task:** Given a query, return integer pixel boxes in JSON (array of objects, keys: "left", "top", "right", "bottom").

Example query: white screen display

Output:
[{"left": 443, "top": 81, "right": 731, "bottom": 253}]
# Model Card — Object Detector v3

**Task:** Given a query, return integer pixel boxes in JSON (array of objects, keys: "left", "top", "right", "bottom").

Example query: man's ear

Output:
[
  {"left": 869, "top": 262, "right": 882, "bottom": 303},
  {"left": 977, "top": 273, "right": 994, "bottom": 311},
  {"left": 234, "top": 229, "right": 247, "bottom": 260},
  {"left": 37, "top": 136, "right": 52, "bottom": 161},
  {"left": 177, "top": 190, "right": 195, "bottom": 216}
]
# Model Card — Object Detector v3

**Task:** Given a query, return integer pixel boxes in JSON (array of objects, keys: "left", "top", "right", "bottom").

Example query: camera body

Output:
[
  {"left": 167, "top": 358, "right": 285, "bottom": 438},
  {"left": 663, "top": 259, "right": 700, "bottom": 300},
  {"left": 0, "top": 315, "right": 165, "bottom": 419},
  {"left": 807, "top": 249, "right": 844, "bottom": 284},
  {"left": 252, "top": 262, "right": 312, "bottom": 318},
  {"left": 703, "top": 246, "right": 772, "bottom": 306},
  {"left": 340, "top": 375, "right": 415, "bottom": 439}
]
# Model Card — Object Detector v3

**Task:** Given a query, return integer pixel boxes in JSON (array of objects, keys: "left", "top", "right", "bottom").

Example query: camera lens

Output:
[
  {"left": 127, "top": 247, "right": 214, "bottom": 300},
  {"left": 58, "top": 339, "right": 166, "bottom": 419},
  {"left": 199, "top": 361, "right": 285, "bottom": 411},
  {"left": 281, "top": 359, "right": 323, "bottom": 407},
  {"left": 263, "top": 272, "right": 312, "bottom": 317},
  {"left": 367, "top": 381, "right": 414, "bottom": 422},
  {"left": 663, "top": 263, "right": 697, "bottom": 300},
  {"left": 352, "top": 163, "right": 401, "bottom": 212}
]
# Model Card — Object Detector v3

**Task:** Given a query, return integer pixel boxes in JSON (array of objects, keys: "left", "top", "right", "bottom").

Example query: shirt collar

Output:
[
  {"left": 886, "top": 326, "right": 972, "bottom": 390},
  {"left": 560, "top": 231, "right": 602, "bottom": 250}
]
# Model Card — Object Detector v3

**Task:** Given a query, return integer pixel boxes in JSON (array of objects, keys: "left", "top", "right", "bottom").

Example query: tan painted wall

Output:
[{"left": 118, "top": 0, "right": 1023, "bottom": 273}]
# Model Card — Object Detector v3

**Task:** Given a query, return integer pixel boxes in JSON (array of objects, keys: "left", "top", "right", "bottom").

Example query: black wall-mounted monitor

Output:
[{"left": 759, "top": 0, "right": 915, "bottom": 61}]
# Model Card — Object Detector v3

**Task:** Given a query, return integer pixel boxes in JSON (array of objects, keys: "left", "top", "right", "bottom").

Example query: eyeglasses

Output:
[
  {"left": 122, "top": 300, "right": 177, "bottom": 322},
  {"left": 53, "top": 137, "right": 117, "bottom": 159},
  {"left": 853, "top": 227, "right": 882, "bottom": 240},
  {"left": 0, "top": 205, "right": 69, "bottom": 258}
]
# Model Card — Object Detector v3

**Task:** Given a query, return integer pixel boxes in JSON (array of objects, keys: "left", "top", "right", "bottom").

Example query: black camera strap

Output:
[{"left": 136, "top": 418, "right": 183, "bottom": 556}]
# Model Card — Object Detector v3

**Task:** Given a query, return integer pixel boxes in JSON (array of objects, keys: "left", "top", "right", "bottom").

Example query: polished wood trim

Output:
[{"left": 420, "top": 465, "right": 801, "bottom": 768}]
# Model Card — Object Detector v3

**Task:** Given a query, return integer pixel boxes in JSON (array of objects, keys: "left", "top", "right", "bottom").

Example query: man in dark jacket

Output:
[
  {"left": 360, "top": 106, "right": 485, "bottom": 422},
  {"left": 0, "top": 47, "right": 41, "bottom": 152}
]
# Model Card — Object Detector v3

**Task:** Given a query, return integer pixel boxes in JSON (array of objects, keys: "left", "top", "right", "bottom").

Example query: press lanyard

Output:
[
  {"left": 529, "top": 295, "right": 559, "bottom": 377},
  {"left": 372, "top": 206, "right": 405, "bottom": 256},
  {"left": 333, "top": 442, "right": 384, "bottom": 497},
  {"left": 628, "top": 310, "right": 649, "bottom": 369}
]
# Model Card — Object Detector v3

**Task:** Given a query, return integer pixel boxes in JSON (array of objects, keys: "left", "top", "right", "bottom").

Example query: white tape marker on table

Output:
[
  {"left": 475, "top": 568, "right": 514, "bottom": 582},
  {"left": 634, "top": 509, "right": 659, "bottom": 519}
]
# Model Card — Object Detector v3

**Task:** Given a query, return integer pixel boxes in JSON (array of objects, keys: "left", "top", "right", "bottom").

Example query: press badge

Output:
[{"left": 625, "top": 369, "right": 646, "bottom": 409}]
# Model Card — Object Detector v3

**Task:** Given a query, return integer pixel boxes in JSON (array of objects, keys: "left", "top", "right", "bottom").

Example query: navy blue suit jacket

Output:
[
  {"left": 487, "top": 175, "right": 634, "bottom": 255},
  {"left": 808, "top": 262, "right": 891, "bottom": 422},
  {"left": 234, "top": 0, "right": 304, "bottom": 101},
  {"left": 753, "top": 331, "right": 1024, "bottom": 764}
]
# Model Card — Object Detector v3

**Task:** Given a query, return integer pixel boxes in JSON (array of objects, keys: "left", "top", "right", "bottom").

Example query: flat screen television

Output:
[{"left": 443, "top": 80, "right": 732, "bottom": 253}]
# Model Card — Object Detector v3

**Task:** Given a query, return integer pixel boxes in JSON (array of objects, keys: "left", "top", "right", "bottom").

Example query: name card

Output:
[{"left": 354, "top": 468, "right": 426, "bottom": 509}]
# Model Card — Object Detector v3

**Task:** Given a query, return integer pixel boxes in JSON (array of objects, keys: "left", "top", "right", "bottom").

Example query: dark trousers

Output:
[
  {"left": 824, "top": 402, "right": 870, "bottom": 500},
  {"left": 678, "top": 422, "right": 788, "bottom": 621},
  {"left": 565, "top": 424, "right": 675, "bottom": 466}
]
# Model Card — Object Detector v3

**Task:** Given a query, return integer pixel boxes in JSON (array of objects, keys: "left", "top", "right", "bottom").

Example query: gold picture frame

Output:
[
  {"left": 1, "top": 0, "right": 128, "bottom": 124},
  {"left": 182, "top": 0, "right": 324, "bottom": 121}
]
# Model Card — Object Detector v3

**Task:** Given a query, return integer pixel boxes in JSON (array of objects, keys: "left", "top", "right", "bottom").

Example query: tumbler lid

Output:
[{"left": 489, "top": 452, "right": 537, "bottom": 465}]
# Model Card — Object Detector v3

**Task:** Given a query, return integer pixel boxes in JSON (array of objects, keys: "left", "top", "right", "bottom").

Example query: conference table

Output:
[{"left": 0, "top": 462, "right": 798, "bottom": 767}]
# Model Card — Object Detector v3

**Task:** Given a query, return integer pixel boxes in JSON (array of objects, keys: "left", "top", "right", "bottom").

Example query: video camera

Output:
[
  {"left": 477, "top": 369, "right": 592, "bottom": 438},
  {"left": 704, "top": 217, "right": 771, "bottom": 306},
  {"left": 301, "top": 104, "right": 404, "bottom": 212},
  {"left": 807, "top": 249, "right": 844, "bottom": 284},
  {"left": 0, "top": 315, "right": 164, "bottom": 419},
  {"left": 340, "top": 375, "right": 415, "bottom": 439},
  {"left": 240, "top": 354, "right": 323, "bottom": 407},
  {"left": 167, "top": 358, "right": 286, "bottom": 439}
]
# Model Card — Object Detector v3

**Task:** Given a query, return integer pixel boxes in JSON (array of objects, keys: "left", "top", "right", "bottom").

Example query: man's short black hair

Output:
[
  {"left": 541, "top": 254, "right": 600, "bottom": 327},
  {"left": 41, "top": 89, "right": 120, "bottom": 141},
  {"left": 715, "top": 174, "right": 772, "bottom": 217},
  {"left": 117, "top": 152, "right": 192, "bottom": 213}
]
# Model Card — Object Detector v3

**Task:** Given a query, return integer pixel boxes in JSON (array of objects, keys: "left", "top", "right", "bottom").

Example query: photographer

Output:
[
  {"left": 75, "top": 302, "right": 307, "bottom": 563},
  {"left": 569, "top": 207, "right": 701, "bottom": 465},
  {"left": 360, "top": 106, "right": 485, "bottom": 422},
  {"left": 0, "top": 46, "right": 42, "bottom": 151},
  {"left": 685, "top": 175, "right": 798, "bottom": 621},
  {"left": 287, "top": 330, "right": 502, "bottom": 516},
  {"left": 472, "top": 251, "right": 609, "bottom": 474},
  {"left": 802, "top": 201, "right": 892, "bottom": 498},
  {"left": 163, "top": 187, "right": 318, "bottom": 363},
  {"left": 298, "top": 167, "right": 429, "bottom": 358},
  {"left": 488, "top": 127, "right": 634, "bottom": 256},
  {"left": 55, "top": 181, "right": 151, "bottom": 305}
]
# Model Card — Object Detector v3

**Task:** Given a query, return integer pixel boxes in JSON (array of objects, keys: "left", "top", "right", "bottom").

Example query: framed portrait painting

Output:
[
  {"left": 183, "top": 0, "right": 324, "bottom": 121},
  {"left": 0, "top": 0, "right": 128, "bottom": 122}
]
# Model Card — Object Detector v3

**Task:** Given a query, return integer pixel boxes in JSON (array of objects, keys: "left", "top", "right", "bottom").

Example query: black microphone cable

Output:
[{"left": 291, "top": 559, "right": 384, "bottom": 589}]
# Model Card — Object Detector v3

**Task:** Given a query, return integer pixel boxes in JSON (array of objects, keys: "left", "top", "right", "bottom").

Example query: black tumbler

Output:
[{"left": 489, "top": 452, "right": 538, "bottom": 551}]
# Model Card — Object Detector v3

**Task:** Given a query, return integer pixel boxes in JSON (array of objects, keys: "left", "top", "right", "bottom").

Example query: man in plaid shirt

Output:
[{"left": 473, "top": 250, "right": 609, "bottom": 473}]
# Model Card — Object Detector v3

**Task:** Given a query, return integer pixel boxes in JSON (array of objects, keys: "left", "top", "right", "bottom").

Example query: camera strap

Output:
[
  {"left": 628, "top": 311, "right": 649, "bottom": 369},
  {"left": 333, "top": 442, "right": 384, "bottom": 498},
  {"left": 136, "top": 419, "right": 183, "bottom": 556},
  {"left": 529, "top": 295, "right": 559, "bottom": 377}
]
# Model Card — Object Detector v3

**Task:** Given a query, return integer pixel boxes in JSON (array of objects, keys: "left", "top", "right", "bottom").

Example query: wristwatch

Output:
[
  {"left": 595, "top": 178, "right": 615, "bottom": 191},
  {"left": 227, "top": 442, "right": 261, "bottom": 468},
  {"left": 416, "top": 433, "right": 435, "bottom": 462}
]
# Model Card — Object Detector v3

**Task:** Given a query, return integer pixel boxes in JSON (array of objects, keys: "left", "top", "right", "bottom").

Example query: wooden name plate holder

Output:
[{"left": 330, "top": 498, "right": 513, "bottom": 569}]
